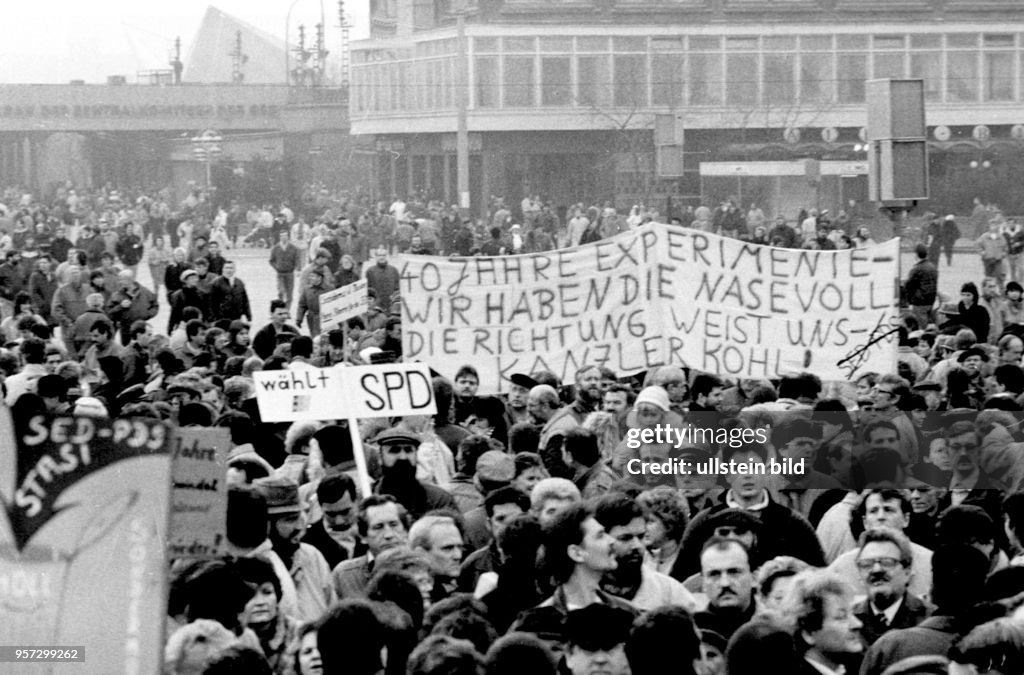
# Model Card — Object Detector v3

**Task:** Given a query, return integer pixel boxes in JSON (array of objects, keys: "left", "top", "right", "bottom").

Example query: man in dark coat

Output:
[
  {"left": 676, "top": 443, "right": 826, "bottom": 581},
  {"left": 209, "top": 260, "right": 251, "bottom": 323},
  {"left": 859, "top": 544, "right": 988, "bottom": 675},
  {"left": 168, "top": 269, "right": 208, "bottom": 332},
  {"left": 252, "top": 299, "right": 299, "bottom": 360},
  {"left": 904, "top": 244, "right": 938, "bottom": 330},
  {"left": 851, "top": 528, "right": 932, "bottom": 647}
]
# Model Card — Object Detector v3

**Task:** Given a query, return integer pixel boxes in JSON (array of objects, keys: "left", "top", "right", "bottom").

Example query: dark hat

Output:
[
  {"left": 513, "top": 606, "right": 565, "bottom": 642},
  {"left": 705, "top": 508, "right": 761, "bottom": 534},
  {"left": 907, "top": 462, "right": 949, "bottom": 489},
  {"left": 937, "top": 302, "right": 960, "bottom": 317},
  {"left": 252, "top": 476, "right": 302, "bottom": 515},
  {"left": 912, "top": 380, "right": 942, "bottom": 392},
  {"left": 699, "top": 629, "right": 728, "bottom": 653},
  {"left": 1008, "top": 281, "right": 1024, "bottom": 294},
  {"left": 957, "top": 346, "right": 990, "bottom": 363},
  {"left": 374, "top": 427, "right": 421, "bottom": 447},
  {"left": 564, "top": 605, "right": 634, "bottom": 651},
  {"left": 508, "top": 373, "right": 538, "bottom": 390}
]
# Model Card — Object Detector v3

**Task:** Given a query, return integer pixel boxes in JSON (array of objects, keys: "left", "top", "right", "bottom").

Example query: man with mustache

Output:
[
  {"left": 371, "top": 427, "right": 458, "bottom": 520},
  {"left": 852, "top": 528, "right": 932, "bottom": 647},
  {"left": 593, "top": 493, "right": 695, "bottom": 612},
  {"left": 828, "top": 489, "right": 933, "bottom": 600},
  {"left": 694, "top": 538, "right": 757, "bottom": 641}
]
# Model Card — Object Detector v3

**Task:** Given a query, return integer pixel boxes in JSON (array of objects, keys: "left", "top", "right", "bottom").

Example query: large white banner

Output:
[{"left": 397, "top": 224, "right": 899, "bottom": 392}]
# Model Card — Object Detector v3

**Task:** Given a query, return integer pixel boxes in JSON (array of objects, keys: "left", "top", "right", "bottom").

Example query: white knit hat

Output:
[{"left": 633, "top": 386, "right": 670, "bottom": 412}]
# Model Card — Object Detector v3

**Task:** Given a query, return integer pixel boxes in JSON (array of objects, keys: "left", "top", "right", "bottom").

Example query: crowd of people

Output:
[{"left": 4, "top": 182, "right": 1024, "bottom": 675}]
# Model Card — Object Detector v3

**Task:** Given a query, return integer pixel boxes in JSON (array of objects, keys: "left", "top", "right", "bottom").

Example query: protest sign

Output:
[
  {"left": 254, "top": 364, "right": 438, "bottom": 422},
  {"left": 397, "top": 224, "right": 899, "bottom": 392},
  {"left": 343, "top": 362, "right": 438, "bottom": 419},
  {"left": 168, "top": 426, "right": 231, "bottom": 559},
  {"left": 0, "top": 409, "right": 172, "bottom": 675},
  {"left": 319, "top": 279, "right": 370, "bottom": 330},
  {"left": 253, "top": 367, "right": 340, "bottom": 422}
]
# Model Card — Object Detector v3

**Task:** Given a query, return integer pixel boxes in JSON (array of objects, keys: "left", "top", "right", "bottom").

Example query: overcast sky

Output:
[{"left": 3, "top": 1, "right": 368, "bottom": 83}]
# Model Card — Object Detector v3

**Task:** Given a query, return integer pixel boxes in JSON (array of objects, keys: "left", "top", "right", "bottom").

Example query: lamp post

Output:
[
  {"left": 455, "top": 0, "right": 470, "bottom": 213},
  {"left": 191, "top": 129, "right": 223, "bottom": 191}
]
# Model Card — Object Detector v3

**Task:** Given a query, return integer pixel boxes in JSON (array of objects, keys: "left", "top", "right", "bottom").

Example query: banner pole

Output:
[{"left": 347, "top": 417, "right": 373, "bottom": 498}]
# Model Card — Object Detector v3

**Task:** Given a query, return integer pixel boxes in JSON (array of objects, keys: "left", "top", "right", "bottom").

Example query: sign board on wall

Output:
[{"left": 397, "top": 224, "right": 899, "bottom": 392}]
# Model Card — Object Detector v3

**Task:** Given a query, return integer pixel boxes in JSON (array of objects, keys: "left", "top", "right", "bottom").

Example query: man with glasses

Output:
[
  {"left": 828, "top": 489, "right": 932, "bottom": 600},
  {"left": 934, "top": 422, "right": 1004, "bottom": 537},
  {"left": 852, "top": 528, "right": 931, "bottom": 646}
]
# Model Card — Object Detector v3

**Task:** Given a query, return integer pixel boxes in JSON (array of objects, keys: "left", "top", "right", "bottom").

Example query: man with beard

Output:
[
  {"left": 409, "top": 514, "right": 465, "bottom": 602},
  {"left": 602, "top": 385, "right": 633, "bottom": 440},
  {"left": 694, "top": 538, "right": 757, "bottom": 641},
  {"left": 332, "top": 494, "right": 410, "bottom": 599},
  {"left": 371, "top": 427, "right": 458, "bottom": 520},
  {"left": 538, "top": 365, "right": 604, "bottom": 479},
  {"left": 788, "top": 571, "right": 864, "bottom": 675},
  {"left": 593, "top": 493, "right": 695, "bottom": 612},
  {"left": 505, "top": 373, "right": 537, "bottom": 426},
  {"left": 302, "top": 470, "right": 361, "bottom": 569},
  {"left": 253, "top": 476, "right": 337, "bottom": 623},
  {"left": 852, "top": 528, "right": 931, "bottom": 646}
]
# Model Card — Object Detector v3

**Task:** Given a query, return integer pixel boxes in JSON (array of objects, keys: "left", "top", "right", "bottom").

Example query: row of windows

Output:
[
  {"left": 471, "top": 33, "right": 1023, "bottom": 54},
  {"left": 352, "top": 32, "right": 1024, "bottom": 64},
  {"left": 350, "top": 46, "right": 1024, "bottom": 113}
]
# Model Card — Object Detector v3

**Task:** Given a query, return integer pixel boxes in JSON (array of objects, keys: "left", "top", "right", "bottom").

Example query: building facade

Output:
[{"left": 350, "top": 0, "right": 1024, "bottom": 221}]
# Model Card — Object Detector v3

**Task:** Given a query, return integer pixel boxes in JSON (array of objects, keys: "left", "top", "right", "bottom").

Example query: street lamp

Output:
[{"left": 191, "top": 129, "right": 223, "bottom": 191}]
